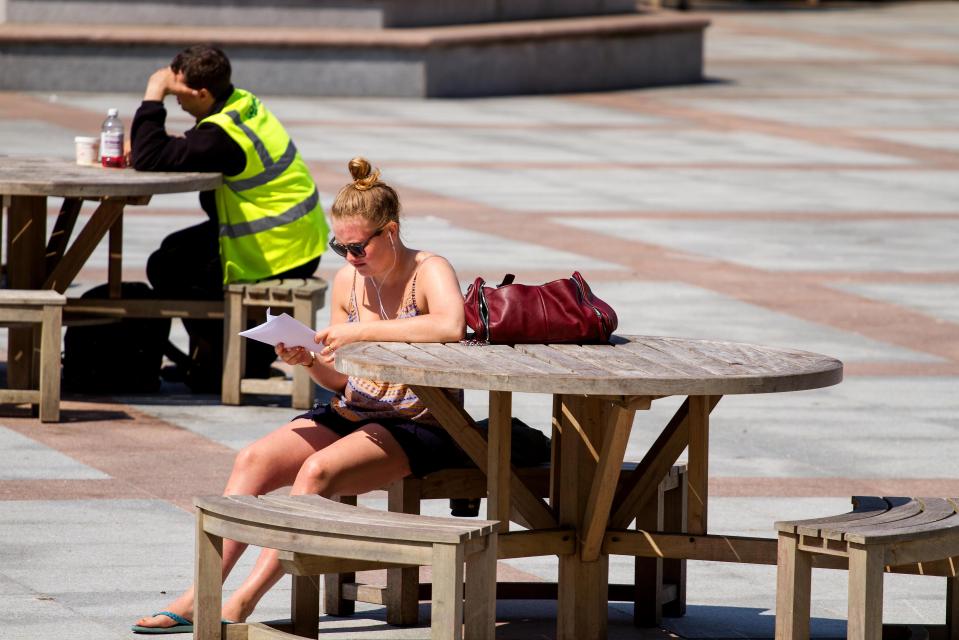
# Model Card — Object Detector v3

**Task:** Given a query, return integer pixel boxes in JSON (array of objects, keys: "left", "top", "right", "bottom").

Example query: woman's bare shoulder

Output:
[
  {"left": 329, "top": 264, "right": 356, "bottom": 300},
  {"left": 413, "top": 252, "right": 454, "bottom": 275}
]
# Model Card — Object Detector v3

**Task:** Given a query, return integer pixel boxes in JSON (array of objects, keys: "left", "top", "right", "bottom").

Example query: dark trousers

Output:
[{"left": 146, "top": 220, "right": 320, "bottom": 389}]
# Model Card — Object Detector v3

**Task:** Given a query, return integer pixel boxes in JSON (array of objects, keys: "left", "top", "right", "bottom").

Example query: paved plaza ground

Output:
[{"left": 1, "top": 2, "right": 958, "bottom": 638}]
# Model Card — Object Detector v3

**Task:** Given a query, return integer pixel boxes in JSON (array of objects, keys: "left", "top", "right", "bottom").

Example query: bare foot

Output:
[
  {"left": 134, "top": 590, "right": 194, "bottom": 629},
  {"left": 221, "top": 596, "right": 254, "bottom": 624}
]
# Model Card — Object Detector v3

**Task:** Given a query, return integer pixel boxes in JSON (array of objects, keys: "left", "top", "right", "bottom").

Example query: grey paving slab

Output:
[
  {"left": 214, "top": 95, "right": 668, "bottom": 127},
  {"left": 557, "top": 217, "right": 959, "bottom": 272},
  {"left": 0, "top": 426, "right": 108, "bottom": 480},
  {"left": 667, "top": 376, "right": 959, "bottom": 479},
  {"left": 0, "top": 120, "right": 86, "bottom": 158},
  {"left": 706, "top": 32, "right": 883, "bottom": 62},
  {"left": 704, "top": 61, "right": 959, "bottom": 96},
  {"left": 675, "top": 96, "right": 959, "bottom": 129},
  {"left": 831, "top": 282, "right": 959, "bottom": 325},
  {"left": 864, "top": 130, "right": 959, "bottom": 153},
  {"left": 289, "top": 124, "right": 905, "bottom": 165},
  {"left": 387, "top": 167, "right": 959, "bottom": 213},
  {"left": 46, "top": 91, "right": 666, "bottom": 127},
  {"left": 125, "top": 399, "right": 315, "bottom": 451},
  {"left": 594, "top": 280, "right": 940, "bottom": 363}
]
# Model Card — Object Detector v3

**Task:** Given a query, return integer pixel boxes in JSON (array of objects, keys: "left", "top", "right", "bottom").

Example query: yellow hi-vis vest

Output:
[{"left": 201, "top": 89, "right": 328, "bottom": 284}]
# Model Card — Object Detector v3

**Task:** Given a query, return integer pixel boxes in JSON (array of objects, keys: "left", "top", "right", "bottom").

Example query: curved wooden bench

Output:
[
  {"left": 775, "top": 496, "right": 959, "bottom": 640},
  {"left": 194, "top": 494, "right": 498, "bottom": 640},
  {"left": 328, "top": 463, "right": 688, "bottom": 628}
]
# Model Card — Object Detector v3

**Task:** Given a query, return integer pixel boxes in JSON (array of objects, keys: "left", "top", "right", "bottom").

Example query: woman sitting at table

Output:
[{"left": 133, "top": 156, "right": 467, "bottom": 633}]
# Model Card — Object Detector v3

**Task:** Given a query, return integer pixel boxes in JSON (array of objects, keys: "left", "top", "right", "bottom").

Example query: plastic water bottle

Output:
[{"left": 100, "top": 108, "right": 125, "bottom": 168}]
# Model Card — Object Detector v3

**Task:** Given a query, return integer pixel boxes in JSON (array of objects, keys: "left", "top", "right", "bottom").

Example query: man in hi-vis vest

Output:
[{"left": 132, "top": 44, "right": 328, "bottom": 393}]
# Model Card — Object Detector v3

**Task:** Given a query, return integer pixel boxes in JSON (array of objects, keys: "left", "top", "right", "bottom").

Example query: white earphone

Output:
[{"left": 389, "top": 233, "right": 395, "bottom": 247}]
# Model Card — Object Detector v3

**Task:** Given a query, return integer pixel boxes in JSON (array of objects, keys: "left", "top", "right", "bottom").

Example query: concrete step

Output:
[
  {"left": 0, "top": 14, "right": 709, "bottom": 97},
  {"left": 2, "top": 0, "right": 642, "bottom": 28}
]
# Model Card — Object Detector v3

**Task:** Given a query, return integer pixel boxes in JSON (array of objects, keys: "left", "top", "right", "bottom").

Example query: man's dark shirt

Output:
[{"left": 131, "top": 88, "right": 245, "bottom": 223}]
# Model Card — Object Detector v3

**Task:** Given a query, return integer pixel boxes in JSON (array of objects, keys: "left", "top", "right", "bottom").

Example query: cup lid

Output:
[{"left": 75, "top": 136, "right": 98, "bottom": 143}]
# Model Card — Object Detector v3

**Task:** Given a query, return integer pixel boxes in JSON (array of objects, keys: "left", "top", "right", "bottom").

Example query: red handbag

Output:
[{"left": 464, "top": 272, "right": 618, "bottom": 344}]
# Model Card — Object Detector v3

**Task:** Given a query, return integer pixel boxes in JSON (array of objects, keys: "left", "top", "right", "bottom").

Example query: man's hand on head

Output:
[{"left": 144, "top": 67, "right": 198, "bottom": 102}]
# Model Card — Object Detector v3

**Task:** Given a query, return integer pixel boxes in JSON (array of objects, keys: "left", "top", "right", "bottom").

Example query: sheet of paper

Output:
[{"left": 238, "top": 308, "right": 320, "bottom": 353}]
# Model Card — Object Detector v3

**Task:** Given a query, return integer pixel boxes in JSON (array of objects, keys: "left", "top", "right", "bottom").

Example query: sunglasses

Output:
[{"left": 328, "top": 225, "right": 387, "bottom": 259}]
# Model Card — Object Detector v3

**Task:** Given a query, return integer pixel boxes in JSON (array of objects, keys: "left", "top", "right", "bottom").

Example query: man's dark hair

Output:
[{"left": 171, "top": 45, "right": 232, "bottom": 99}]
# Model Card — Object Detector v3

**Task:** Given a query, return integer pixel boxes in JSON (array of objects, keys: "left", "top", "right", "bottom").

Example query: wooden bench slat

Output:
[
  {"left": 196, "top": 495, "right": 496, "bottom": 544},
  {"left": 776, "top": 496, "right": 891, "bottom": 535},
  {"left": 814, "top": 498, "right": 920, "bottom": 540},
  {"left": 844, "top": 511, "right": 959, "bottom": 545},
  {"left": 258, "top": 494, "right": 495, "bottom": 533}
]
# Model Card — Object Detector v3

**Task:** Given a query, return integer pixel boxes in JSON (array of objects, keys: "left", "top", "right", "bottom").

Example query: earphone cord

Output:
[{"left": 370, "top": 237, "right": 398, "bottom": 320}]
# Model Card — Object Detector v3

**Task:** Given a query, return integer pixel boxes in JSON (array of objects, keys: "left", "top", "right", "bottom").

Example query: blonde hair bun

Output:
[
  {"left": 331, "top": 156, "right": 400, "bottom": 225},
  {"left": 348, "top": 156, "right": 381, "bottom": 192}
]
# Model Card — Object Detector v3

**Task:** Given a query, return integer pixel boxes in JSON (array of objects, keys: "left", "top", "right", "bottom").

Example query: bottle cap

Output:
[{"left": 107, "top": 108, "right": 119, "bottom": 117}]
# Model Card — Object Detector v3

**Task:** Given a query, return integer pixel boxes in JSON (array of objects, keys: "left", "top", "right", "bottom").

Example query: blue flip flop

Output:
[{"left": 131, "top": 611, "right": 193, "bottom": 635}]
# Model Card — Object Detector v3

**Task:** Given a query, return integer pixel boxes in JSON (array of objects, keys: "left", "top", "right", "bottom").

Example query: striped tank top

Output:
[{"left": 329, "top": 260, "right": 460, "bottom": 425}]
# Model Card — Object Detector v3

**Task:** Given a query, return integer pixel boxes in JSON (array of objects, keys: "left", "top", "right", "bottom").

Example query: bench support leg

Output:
[
  {"left": 221, "top": 288, "right": 244, "bottom": 405},
  {"left": 662, "top": 466, "right": 687, "bottom": 617},
  {"left": 194, "top": 512, "right": 224, "bottom": 640},
  {"left": 431, "top": 543, "right": 465, "bottom": 640},
  {"left": 633, "top": 486, "right": 664, "bottom": 627},
  {"left": 464, "top": 537, "right": 497, "bottom": 640},
  {"left": 847, "top": 544, "right": 883, "bottom": 640},
  {"left": 291, "top": 575, "right": 320, "bottom": 638},
  {"left": 386, "top": 481, "right": 421, "bottom": 625},
  {"left": 38, "top": 303, "right": 62, "bottom": 422},
  {"left": 775, "top": 532, "right": 811, "bottom": 640},
  {"left": 323, "top": 495, "right": 356, "bottom": 617}
]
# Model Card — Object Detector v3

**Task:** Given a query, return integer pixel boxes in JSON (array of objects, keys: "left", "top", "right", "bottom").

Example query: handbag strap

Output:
[{"left": 498, "top": 274, "right": 515, "bottom": 287}]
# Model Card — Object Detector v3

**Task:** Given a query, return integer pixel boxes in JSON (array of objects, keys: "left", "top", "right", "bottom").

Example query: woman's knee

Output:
[
  {"left": 293, "top": 456, "right": 337, "bottom": 495},
  {"left": 232, "top": 443, "right": 275, "bottom": 479}
]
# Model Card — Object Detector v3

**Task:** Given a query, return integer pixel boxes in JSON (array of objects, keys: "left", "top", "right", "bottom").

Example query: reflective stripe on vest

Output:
[
  {"left": 223, "top": 110, "right": 299, "bottom": 192},
  {"left": 219, "top": 187, "right": 319, "bottom": 239}
]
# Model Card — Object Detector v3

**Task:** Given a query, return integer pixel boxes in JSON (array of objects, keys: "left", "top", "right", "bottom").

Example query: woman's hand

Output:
[
  {"left": 314, "top": 323, "right": 364, "bottom": 365},
  {"left": 275, "top": 342, "right": 315, "bottom": 368}
]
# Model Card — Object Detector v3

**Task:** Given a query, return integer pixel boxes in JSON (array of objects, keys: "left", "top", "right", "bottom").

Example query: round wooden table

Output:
[
  {"left": 336, "top": 335, "right": 843, "bottom": 640},
  {"left": 1, "top": 156, "right": 221, "bottom": 388}
]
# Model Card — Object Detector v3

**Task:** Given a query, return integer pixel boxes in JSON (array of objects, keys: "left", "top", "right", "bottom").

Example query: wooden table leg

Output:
[
  {"left": 556, "top": 394, "right": 609, "bottom": 640},
  {"left": 686, "top": 395, "right": 712, "bottom": 535},
  {"left": 108, "top": 214, "right": 122, "bottom": 298},
  {"left": 6, "top": 195, "right": 47, "bottom": 390},
  {"left": 487, "top": 390, "right": 512, "bottom": 533},
  {"left": 43, "top": 197, "right": 125, "bottom": 292},
  {"left": 45, "top": 197, "right": 83, "bottom": 277}
]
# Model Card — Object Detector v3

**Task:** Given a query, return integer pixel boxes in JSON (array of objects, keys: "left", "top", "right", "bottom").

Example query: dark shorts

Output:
[{"left": 294, "top": 403, "right": 470, "bottom": 477}]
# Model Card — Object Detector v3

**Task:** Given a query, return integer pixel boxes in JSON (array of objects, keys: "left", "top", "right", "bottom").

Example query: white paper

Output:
[{"left": 238, "top": 308, "right": 320, "bottom": 353}]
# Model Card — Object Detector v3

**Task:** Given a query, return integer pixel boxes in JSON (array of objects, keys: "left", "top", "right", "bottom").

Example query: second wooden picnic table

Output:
[
  {"left": 335, "top": 334, "right": 843, "bottom": 640},
  {"left": 1, "top": 156, "right": 222, "bottom": 389}
]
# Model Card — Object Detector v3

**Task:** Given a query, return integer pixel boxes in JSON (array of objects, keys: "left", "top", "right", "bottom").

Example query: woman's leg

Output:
[
  {"left": 219, "top": 423, "right": 412, "bottom": 623},
  {"left": 135, "top": 418, "right": 342, "bottom": 629}
]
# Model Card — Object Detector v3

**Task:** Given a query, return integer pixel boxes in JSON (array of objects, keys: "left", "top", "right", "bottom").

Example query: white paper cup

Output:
[{"left": 74, "top": 136, "right": 99, "bottom": 165}]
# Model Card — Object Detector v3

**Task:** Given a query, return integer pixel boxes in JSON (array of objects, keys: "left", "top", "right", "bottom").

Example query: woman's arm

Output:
[
  {"left": 314, "top": 256, "right": 465, "bottom": 361},
  {"left": 275, "top": 266, "right": 352, "bottom": 392}
]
